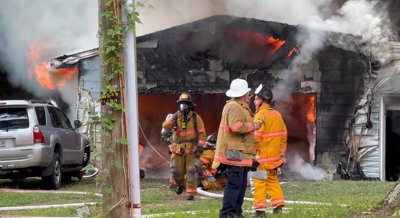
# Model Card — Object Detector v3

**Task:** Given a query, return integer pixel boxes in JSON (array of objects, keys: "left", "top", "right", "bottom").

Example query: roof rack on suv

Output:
[{"left": 29, "top": 99, "right": 54, "bottom": 105}]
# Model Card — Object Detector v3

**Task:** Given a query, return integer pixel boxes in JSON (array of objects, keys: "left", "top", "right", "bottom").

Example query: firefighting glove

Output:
[
  {"left": 195, "top": 146, "right": 204, "bottom": 157},
  {"left": 216, "top": 163, "right": 228, "bottom": 177},
  {"left": 250, "top": 160, "right": 260, "bottom": 172},
  {"left": 171, "top": 111, "right": 181, "bottom": 121}
]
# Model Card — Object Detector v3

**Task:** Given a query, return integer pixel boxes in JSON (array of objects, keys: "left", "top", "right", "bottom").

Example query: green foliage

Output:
[
  {"left": 114, "top": 161, "right": 123, "bottom": 168},
  {"left": 93, "top": 1, "right": 153, "bottom": 217},
  {"left": 117, "top": 137, "right": 129, "bottom": 145}
]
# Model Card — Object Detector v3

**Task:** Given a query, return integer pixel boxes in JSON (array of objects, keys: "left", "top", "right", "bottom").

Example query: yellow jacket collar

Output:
[
  {"left": 229, "top": 99, "right": 250, "bottom": 109},
  {"left": 256, "top": 103, "right": 272, "bottom": 113}
]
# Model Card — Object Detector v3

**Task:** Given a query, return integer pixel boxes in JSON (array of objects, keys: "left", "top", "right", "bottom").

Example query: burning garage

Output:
[{"left": 49, "top": 15, "right": 400, "bottom": 181}]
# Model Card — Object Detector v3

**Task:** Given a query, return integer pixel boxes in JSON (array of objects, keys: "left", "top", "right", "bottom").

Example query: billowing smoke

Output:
[
  {"left": 0, "top": 1, "right": 395, "bottom": 105},
  {"left": 0, "top": 1, "right": 98, "bottom": 118},
  {"left": 288, "top": 155, "right": 326, "bottom": 180}
]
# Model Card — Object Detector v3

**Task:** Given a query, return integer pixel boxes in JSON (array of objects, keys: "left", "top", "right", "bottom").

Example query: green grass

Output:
[
  {"left": 0, "top": 178, "right": 396, "bottom": 217},
  {"left": 0, "top": 177, "right": 101, "bottom": 193},
  {"left": 0, "top": 191, "right": 99, "bottom": 207},
  {"left": 0, "top": 206, "right": 99, "bottom": 217}
]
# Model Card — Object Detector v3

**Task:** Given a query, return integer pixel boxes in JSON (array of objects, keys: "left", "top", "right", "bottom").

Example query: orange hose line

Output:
[{"left": 119, "top": 66, "right": 134, "bottom": 217}]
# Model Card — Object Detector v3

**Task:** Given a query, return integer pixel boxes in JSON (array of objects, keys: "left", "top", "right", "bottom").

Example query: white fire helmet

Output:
[{"left": 226, "top": 78, "right": 251, "bottom": 97}]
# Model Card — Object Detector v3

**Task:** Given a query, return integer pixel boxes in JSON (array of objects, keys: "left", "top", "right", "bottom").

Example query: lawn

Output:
[{"left": 0, "top": 178, "right": 396, "bottom": 217}]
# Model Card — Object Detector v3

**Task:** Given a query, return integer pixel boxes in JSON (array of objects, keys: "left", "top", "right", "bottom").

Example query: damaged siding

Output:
[
  {"left": 314, "top": 46, "right": 368, "bottom": 171},
  {"left": 350, "top": 42, "right": 400, "bottom": 179},
  {"left": 78, "top": 56, "right": 101, "bottom": 100}
]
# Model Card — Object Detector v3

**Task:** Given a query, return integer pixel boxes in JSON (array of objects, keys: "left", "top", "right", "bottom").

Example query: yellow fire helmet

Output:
[{"left": 176, "top": 92, "right": 195, "bottom": 106}]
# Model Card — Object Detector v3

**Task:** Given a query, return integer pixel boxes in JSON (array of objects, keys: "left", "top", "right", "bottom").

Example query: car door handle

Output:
[{"left": 55, "top": 131, "right": 59, "bottom": 134}]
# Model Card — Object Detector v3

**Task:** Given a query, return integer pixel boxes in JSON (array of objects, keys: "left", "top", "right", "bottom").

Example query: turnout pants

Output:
[
  {"left": 169, "top": 151, "right": 198, "bottom": 195},
  {"left": 250, "top": 169, "right": 284, "bottom": 211},
  {"left": 219, "top": 165, "right": 248, "bottom": 218}
]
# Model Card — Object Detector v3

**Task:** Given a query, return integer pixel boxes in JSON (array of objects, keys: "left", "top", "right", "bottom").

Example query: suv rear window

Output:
[
  {"left": 35, "top": 107, "right": 46, "bottom": 126},
  {"left": 0, "top": 108, "right": 29, "bottom": 129}
]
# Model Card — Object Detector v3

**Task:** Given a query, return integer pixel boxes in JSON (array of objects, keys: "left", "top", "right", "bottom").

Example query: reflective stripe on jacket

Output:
[
  {"left": 212, "top": 99, "right": 255, "bottom": 168},
  {"left": 162, "top": 111, "right": 207, "bottom": 152},
  {"left": 254, "top": 103, "right": 287, "bottom": 170}
]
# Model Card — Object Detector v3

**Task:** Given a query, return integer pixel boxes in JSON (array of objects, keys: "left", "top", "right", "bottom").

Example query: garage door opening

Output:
[
  {"left": 385, "top": 110, "right": 400, "bottom": 181},
  {"left": 137, "top": 93, "right": 315, "bottom": 178}
]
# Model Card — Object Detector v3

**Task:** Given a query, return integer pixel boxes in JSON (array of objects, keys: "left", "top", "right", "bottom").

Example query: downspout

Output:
[
  {"left": 379, "top": 94, "right": 385, "bottom": 181},
  {"left": 122, "top": 1, "right": 142, "bottom": 217}
]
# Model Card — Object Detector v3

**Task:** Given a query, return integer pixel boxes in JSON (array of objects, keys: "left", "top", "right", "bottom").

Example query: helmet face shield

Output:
[
  {"left": 254, "top": 84, "right": 262, "bottom": 95},
  {"left": 179, "top": 103, "right": 190, "bottom": 112}
]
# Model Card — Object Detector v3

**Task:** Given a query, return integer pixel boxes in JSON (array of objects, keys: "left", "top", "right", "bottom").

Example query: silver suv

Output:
[{"left": 0, "top": 100, "right": 91, "bottom": 189}]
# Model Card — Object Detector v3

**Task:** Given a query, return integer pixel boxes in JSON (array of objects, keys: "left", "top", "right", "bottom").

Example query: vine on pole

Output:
[{"left": 81, "top": 1, "right": 152, "bottom": 217}]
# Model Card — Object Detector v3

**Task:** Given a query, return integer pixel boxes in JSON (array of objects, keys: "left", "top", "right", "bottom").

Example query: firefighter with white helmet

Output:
[
  {"left": 250, "top": 84, "right": 287, "bottom": 217},
  {"left": 162, "top": 92, "right": 207, "bottom": 200},
  {"left": 213, "top": 78, "right": 262, "bottom": 218}
]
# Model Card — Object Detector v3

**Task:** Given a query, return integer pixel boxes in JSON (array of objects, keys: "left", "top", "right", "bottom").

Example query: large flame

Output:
[
  {"left": 307, "top": 96, "right": 315, "bottom": 122},
  {"left": 26, "top": 41, "right": 77, "bottom": 90}
]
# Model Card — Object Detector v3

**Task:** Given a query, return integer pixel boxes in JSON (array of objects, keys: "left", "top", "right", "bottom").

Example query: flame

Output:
[
  {"left": 227, "top": 30, "right": 286, "bottom": 61},
  {"left": 26, "top": 41, "right": 77, "bottom": 90},
  {"left": 286, "top": 45, "right": 298, "bottom": 58},
  {"left": 307, "top": 96, "right": 315, "bottom": 122},
  {"left": 27, "top": 42, "right": 43, "bottom": 79},
  {"left": 139, "top": 143, "right": 143, "bottom": 156},
  {"left": 138, "top": 142, "right": 169, "bottom": 169},
  {"left": 139, "top": 143, "right": 146, "bottom": 167},
  {"left": 230, "top": 30, "right": 285, "bottom": 49}
]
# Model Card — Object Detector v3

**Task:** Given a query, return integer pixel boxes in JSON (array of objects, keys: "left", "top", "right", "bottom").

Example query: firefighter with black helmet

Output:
[
  {"left": 162, "top": 92, "right": 207, "bottom": 200},
  {"left": 250, "top": 84, "right": 287, "bottom": 217},
  {"left": 198, "top": 133, "right": 227, "bottom": 190}
]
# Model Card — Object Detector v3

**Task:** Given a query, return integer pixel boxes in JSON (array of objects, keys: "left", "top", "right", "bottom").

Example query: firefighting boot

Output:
[
  {"left": 186, "top": 194, "right": 194, "bottom": 200},
  {"left": 197, "top": 178, "right": 204, "bottom": 188},
  {"left": 273, "top": 205, "right": 284, "bottom": 214},
  {"left": 175, "top": 186, "right": 183, "bottom": 195},
  {"left": 231, "top": 213, "right": 246, "bottom": 218},
  {"left": 251, "top": 211, "right": 266, "bottom": 218}
]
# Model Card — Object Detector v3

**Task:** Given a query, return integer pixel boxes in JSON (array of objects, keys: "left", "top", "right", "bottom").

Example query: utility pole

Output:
[
  {"left": 99, "top": 0, "right": 130, "bottom": 217},
  {"left": 122, "top": 0, "right": 142, "bottom": 217}
]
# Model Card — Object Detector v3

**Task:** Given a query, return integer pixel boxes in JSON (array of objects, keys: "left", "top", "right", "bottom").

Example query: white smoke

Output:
[
  {"left": 0, "top": 0, "right": 394, "bottom": 97},
  {"left": 289, "top": 155, "right": 326, "bottom": 180},
  {"left": 0, "top": 1, "right": 98, "bottom": 118}
]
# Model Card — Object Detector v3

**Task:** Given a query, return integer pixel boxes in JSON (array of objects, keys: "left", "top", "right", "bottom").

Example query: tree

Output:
[{"left": 379, "top": 179, "right": 400, "bottom": 212}]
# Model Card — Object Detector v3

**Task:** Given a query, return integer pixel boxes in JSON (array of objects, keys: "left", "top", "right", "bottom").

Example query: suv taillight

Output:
[{"left": 33, "top": 125, "right": 45, "bottom": 143}]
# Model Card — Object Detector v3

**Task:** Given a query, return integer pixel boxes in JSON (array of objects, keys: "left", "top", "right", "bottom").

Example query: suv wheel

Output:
[{"left": 42, "top": 153, "right": 62, "bottom": 189}]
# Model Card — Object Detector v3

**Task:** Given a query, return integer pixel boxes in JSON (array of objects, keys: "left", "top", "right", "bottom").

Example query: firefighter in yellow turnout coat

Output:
[
  {"left": 212, "top": 79, "right": 262, "bottom": 218},
  {"left": 198, "top": 133, "right": 228, "bottom": 190},
  {"left": 162, "top": 92, "right": 207, "bottom": 201},
  {"left": 250, "top": 84, "right": 287, "bottom": 217}
]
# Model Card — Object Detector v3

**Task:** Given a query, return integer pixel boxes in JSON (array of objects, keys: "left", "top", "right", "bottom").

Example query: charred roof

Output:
[{"left": 51, "top": 15, "right": 365, "bottom": 70}]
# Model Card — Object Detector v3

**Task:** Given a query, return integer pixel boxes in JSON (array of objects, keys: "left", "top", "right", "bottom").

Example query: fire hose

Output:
[{"left": 138, "top": 122, "right": 170, "bottom": 163}]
